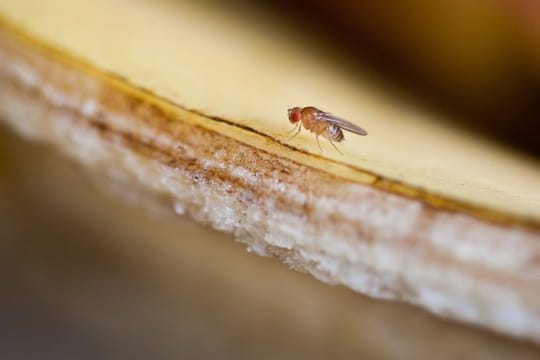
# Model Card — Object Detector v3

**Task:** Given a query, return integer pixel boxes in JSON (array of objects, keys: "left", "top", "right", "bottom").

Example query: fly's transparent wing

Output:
[{"left": 318, "top": 112, "right": 368, "bottom": 136}]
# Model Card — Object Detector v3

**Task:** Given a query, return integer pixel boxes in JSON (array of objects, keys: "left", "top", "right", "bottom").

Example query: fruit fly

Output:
[{"left": 287, "top": 106, "right": 368, "bottom": 153}]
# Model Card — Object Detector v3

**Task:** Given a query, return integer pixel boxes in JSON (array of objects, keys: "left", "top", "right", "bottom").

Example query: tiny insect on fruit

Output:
[{"left": 287, "top": 106, "right": 368, "bottom": 154}]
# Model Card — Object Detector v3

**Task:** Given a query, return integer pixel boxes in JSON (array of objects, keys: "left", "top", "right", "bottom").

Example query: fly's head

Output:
[{"left": 287, "top": 107, "right": 302, "bottom": 124}]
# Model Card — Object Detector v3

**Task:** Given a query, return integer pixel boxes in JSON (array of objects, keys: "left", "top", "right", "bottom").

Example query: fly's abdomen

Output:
[{"left": 327, "top": 123, "right": 344, "bottom": 142}]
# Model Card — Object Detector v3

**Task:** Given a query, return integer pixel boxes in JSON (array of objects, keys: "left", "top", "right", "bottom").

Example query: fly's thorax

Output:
[{"left": 300, "top": 109, "right": 324, "bottom": 133}]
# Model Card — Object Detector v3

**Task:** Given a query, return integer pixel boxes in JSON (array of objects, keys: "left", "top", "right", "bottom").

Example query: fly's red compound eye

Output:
[{"left": 288, "top": 108, "right": 301, "bottom": 123}]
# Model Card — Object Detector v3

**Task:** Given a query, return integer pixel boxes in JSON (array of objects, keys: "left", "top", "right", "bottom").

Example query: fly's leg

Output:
[
  {"left": 286, "top": 122, "right": 299, "bottom": 134},
  {"left": 287, "top": 123, "right": 302, "bottom": 140},
  {"left": 316, "top": 135, "right": 323, "bottom": 152},
  {"left": 328, "top": 138, "right": 343, "bottom": 154}
]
